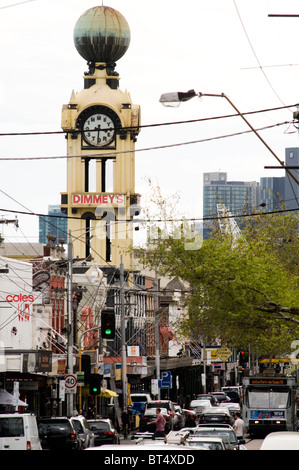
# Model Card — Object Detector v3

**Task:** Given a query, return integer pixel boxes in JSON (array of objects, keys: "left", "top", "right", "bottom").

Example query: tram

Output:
[{"left": 242, "top": 372, "right": 299, "bottom": 436}]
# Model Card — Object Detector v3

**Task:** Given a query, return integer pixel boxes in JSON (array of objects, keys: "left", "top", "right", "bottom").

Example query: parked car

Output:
[
  {"left": 186, "top": 435, "right": 226, "bottom": 450},
  {"left": 71, "top": 416, "right": 95, "bottom": 448},
  {"left": 87, "top": 418, "right": 120, "bottom": 446},
  {"left": 189, "top": 399, "right": 212, "bottom": 418},
  {"left": 139, "top": 407, "right": 171, "bottom": 432},
  {"left": 0, "top": 413, "right": 41, "bottom": 450},
  {"left": 38, "top": 417, "right": 81, "bottom": 450},
  {"left": 145, "top": 401, "right": 179, "bottom": 430}
]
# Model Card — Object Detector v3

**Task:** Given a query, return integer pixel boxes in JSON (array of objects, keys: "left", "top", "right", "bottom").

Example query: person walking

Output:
[
  {"left": 121, "top": 409, "right": 130, "bottom": 439},
  {"left": 148, "top": 408, "right": 166, "bottom": 437},
  {"left": 233, "top": 411, "right": 245, "bottom": 440}
]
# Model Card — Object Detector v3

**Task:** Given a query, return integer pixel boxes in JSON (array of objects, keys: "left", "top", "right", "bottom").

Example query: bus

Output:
[{"left": 242, "top": 372, "right": 299, "bottom": 436}]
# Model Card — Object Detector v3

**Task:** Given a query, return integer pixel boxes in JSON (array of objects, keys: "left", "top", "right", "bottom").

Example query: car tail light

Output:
[
  {"left": 104, "top": 431, "right": 114, "bottom": 436},
  {"left": 26, "top": 441, "right": 31, "bottom": 450},
  {"left": 70, "top": 431, "right": 76, "bottom": 440}
]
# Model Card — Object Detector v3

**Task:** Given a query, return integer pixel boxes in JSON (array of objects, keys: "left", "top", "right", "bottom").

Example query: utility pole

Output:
[
  {"left": 154, "top": 271, "right": 160, "bottom": 399},
  {"left": 120, "top": 257, "right": 127, "bottom": 410},
  {"left": 67, "top": 230, "right": 74, "bottom": 416}
]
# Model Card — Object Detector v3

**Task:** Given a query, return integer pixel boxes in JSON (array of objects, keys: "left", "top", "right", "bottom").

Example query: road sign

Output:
[
  {"left": 160, "top": 370, "right": 172, "bottom": 389},
  {"left": 217, "top": 346, "right": 232, "bottom": 362},
  {"left": 65, "top": 374, "right": 77, "bottom": 393}
]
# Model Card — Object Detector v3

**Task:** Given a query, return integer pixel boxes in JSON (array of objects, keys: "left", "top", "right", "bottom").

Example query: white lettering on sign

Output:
[{"left": 72, "top": 194, "right": 125, "bottom": 205}]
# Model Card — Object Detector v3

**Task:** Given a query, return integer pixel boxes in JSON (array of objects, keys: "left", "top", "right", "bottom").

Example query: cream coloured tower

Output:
[{"left": 60, "top": 6, "right": 141, "bottom": 270}]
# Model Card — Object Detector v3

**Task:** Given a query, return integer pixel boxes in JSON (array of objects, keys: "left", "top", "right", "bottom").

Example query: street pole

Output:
[
  {"left": 154, "top": 271, "right": 160, "bottom": 399},
  {"left": 120, "top": 257, "right": 127, "bottom": 410},
  {"left": 67, "top": 230, "right": 74, "bottom": 416},
  {"left": 202, "top": 343, "right": 207, "bottom": 394},
  {"left": 78, "top": 326, "right": 101, "bottom": 410}
]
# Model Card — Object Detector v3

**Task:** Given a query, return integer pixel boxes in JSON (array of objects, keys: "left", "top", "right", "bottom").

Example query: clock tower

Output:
[{"left": 60, "top": 6, "right": 141, "bottom": 269}]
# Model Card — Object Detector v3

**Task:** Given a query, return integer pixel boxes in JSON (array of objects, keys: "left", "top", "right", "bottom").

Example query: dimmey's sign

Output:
[{"left": 72, "top": 194, "right": 125, "bottom": 206}]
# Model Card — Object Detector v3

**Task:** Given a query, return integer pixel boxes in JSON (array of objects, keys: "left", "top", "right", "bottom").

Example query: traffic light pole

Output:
[
  {"left": 154, "top": 271, "right": 160, "bottom": 399},
  {"left": 78, "top": 325, "right": 101, "bottom": 410},
  {"left": 67, "top": 230, "right": 74, "bottom": 417},
  {"left": 120, "top": 257, "right": 127, "bottom": 410}
]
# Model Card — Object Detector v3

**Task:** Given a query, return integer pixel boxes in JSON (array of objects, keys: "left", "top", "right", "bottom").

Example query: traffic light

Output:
[
  {"left": 101, "top": 310, "right": 115, "bottom": 339},
  {"left": 89, "top": 373, "right": 102, "bottom": 395},
  {"left": 239, "top": 350, "right": 248, "bottom": 370}
]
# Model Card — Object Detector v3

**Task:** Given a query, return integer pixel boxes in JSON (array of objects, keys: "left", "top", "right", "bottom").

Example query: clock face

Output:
[{"left": 83, "top": 112, "right": 115, "bottom": 147}]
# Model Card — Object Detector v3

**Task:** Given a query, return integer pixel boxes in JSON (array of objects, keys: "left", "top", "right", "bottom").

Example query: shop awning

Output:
[
  {"left": 0, "top": 389, "right": 28, "bottom": 407},
  {"left": 98, "top": 388, "right": 118, "bottom": 397}
]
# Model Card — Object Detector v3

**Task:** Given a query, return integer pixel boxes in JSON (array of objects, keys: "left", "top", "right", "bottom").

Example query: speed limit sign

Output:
[{"left": 65, "top": 374, "right": 77, "bottom": 393}]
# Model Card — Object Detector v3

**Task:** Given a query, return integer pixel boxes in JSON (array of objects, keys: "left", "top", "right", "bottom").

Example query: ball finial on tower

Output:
[{"left": 73, "top": 6, "right": 131, "bottom": 64}]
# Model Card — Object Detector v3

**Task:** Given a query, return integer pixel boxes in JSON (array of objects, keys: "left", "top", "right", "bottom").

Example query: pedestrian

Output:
[
  {"left": 148, "top": 408, "right": 166, "bottom": 437},
  {"left": 233, "top": 411, "right": 245, "bottom": 440},
  {"left": 127, "top": 405, "right": 134, "bottom": 431},
  {"left": 121, "top": 408, "right": 130, "bottom": 438}
]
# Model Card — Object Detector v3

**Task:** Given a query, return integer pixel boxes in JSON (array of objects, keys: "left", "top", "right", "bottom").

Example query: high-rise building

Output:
[
  {"left": 39, "top": 205, "right": 68, "bottom": 244},
  {"left": 260, "top": 177, "right": 285, "bottom": 210},
  {"left": 203, "top": 172, "right": 260, "bottom": 217},
  {"left": 203, "top": 172, "right": 260, "bottom": 238},
  {"left": 284, "top": 148, "right": 299, "bottom": 210}
]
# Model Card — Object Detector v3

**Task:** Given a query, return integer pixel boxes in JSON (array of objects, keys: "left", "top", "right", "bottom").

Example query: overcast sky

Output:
[{"left": 1, "top": 0, "right": 299, "bottom": 244}]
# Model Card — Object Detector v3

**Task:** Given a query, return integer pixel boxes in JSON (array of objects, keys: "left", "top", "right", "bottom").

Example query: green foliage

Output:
[{"left": 134, "top": 187, "right": 299, "bottom": 357}]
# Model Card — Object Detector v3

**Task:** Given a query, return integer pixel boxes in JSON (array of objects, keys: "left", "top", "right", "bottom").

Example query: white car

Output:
[
  {"left": 0, "top": 413, "right": 41, "bottom": 450},
  {"left": 189, "top": 400, "right": 212, "bottom": 417},
  {"left": 186, "top": 436, "right": 226, "bottom": 450},
  {"left": 260, "top": 432, "right": 299, "bottom": 450}
]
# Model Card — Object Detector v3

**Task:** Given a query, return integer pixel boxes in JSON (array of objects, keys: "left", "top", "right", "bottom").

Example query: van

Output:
[{"left": 0, "top": 413, "right": 42, "bottom": 450}]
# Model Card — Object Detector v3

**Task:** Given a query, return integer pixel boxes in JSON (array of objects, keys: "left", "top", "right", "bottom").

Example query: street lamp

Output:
[{"left": 159, "top": 90, "right": 299, "bottom": 186}]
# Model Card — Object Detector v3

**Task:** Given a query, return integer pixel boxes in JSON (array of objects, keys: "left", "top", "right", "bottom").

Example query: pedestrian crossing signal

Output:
[{"left": 101, "top": 310, "right": 115, "bottom": 339}]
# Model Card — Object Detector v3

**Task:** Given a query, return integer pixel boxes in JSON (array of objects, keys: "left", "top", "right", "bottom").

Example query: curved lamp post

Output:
[{"left": 159, "top": 90, "right": 299, "bottom": 186}]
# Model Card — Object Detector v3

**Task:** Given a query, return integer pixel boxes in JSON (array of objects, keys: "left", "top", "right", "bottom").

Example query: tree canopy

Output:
[{"left": 134, "top": 187, "right": 299, "bottom": 358}]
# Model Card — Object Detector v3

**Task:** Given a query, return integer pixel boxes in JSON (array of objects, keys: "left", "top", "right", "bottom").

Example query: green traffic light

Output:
[{"left": 105, "top": 328, "right": 112, "bottom": 335}]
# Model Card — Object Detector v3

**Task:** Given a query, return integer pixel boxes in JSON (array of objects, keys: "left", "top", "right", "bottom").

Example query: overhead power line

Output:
[
  {"left": 0, "top": 121, "right": 291, "bottom": 161},
  {"left": 0, "top": 103, "right": 296, "bottom": 138}
]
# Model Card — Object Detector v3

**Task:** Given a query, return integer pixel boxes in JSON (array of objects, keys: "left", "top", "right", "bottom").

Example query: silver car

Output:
[{"left": 71, "top": 416, "right": 95, "bottom": 449}]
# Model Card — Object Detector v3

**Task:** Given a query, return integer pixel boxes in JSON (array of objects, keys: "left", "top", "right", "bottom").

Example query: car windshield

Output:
[
  {"left": 145, "top": 408, "right": 168, "bottom": 416},
  {"left": 187, "top": 440, "right": 224, "bottom": 450},
  {"left": 190, "top": 400, "right": 210, "bottom": 407},
  {"left": 89, "top": 422, "right": 110, "bottom": 431},
  {"left": 193, "top": 429, "right": 238, "bottom": 445},
  {"left": 131, "top": 396, "right": 148, "bottom": 402},
  {"left": 147, "top": 402, "right": 170, "bottom": 410},
  {"left": 38, "top": 421, "right": 71, "bottom": 434}
]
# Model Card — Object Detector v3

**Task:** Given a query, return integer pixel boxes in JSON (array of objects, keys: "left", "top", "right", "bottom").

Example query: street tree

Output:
[{"left": 135, "top": 187, "right": 299, "bottom": 358}]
